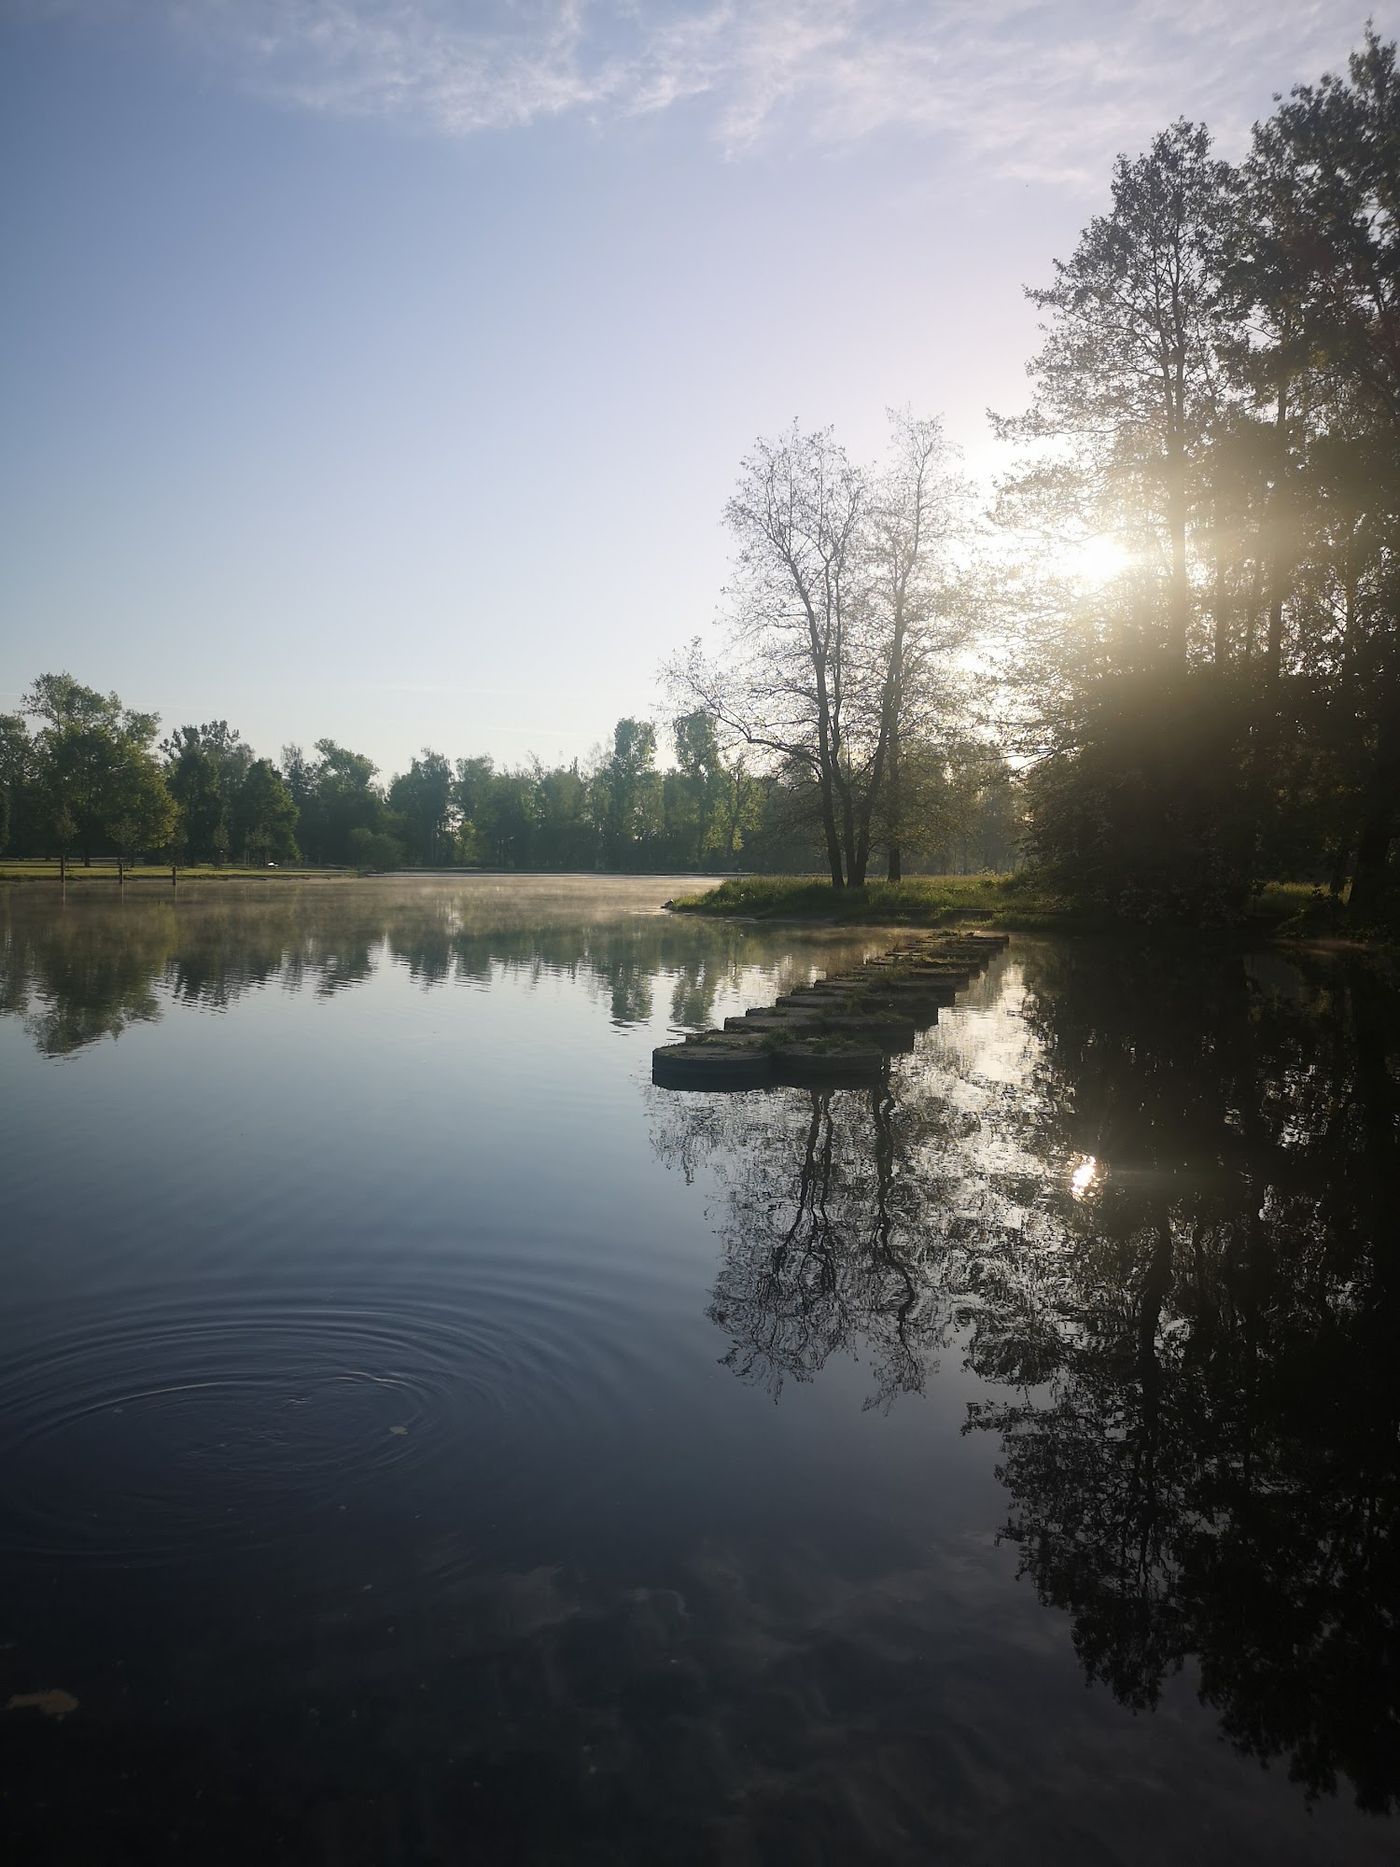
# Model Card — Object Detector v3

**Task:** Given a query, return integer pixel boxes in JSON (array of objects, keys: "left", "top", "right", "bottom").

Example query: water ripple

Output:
[{"left": 0, "top": 1264, "right": 654, "bottom": 1572}]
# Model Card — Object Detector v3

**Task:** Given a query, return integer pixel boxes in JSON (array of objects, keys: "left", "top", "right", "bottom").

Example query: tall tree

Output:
[
  {"left": 673, "top": 425, "right": 865, "bottom": 886},
  {"left": 301, "top": 739, "right": 385, "bottom": 867},
  {"left": 0, "top": 713, "right": 32, "bottom": 855},
  {"left": 231, "top": 760, "right": 301, "bottom": 865},
  {"left": 598, "top": 718, "right": 659, "bottom": 868},
  {"left": 858, "top": 411, "right": 963, "bottom": 880},
  {"left": 388, "top": 750, "right": 455, "bottom": 866},
  {"left": 998, "top": 121, "right": 1235, "bottom": 665},
  {"left": 670, "top": 709, "right": 726, "bottom": 866},
  {"left": 162, "top": 728, "right": 227, "bottom": 863},
  {"left": 1249, "top": 28, "right": 1400, "bottom": 918},
  {"left": 23, "top": 673, "right": 170, "bottom": 864}
]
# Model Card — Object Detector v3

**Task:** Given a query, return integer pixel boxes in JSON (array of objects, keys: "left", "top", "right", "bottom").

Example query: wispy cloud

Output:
[{"left": 45, "top": 1, "right": 1391, "bottom": 181}]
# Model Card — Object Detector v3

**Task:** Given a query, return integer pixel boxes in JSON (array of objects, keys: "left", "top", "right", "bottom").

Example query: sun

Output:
[{"left": 1064, "top": 534, "right": 1134, "bottom": 586}]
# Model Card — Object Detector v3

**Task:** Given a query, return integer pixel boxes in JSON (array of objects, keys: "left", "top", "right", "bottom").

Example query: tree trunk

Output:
[
  {"left": 1165, "top": 428, "right": 1190, "bottom": 665},
  {"left": 816, "top": 766, "right": 844, "bottom": 887},
  {"left": 1349, "top": 713, "right": 1400, "bottom": 922},
  {"left": 885, "top": 723, "right": 903, "bottom": 881},
  {"left": 811, "top": 646, "right": 846, "bottom": 888},
  {"left": 838, "top": 774, "right": 862, "bottom": 887},
  {"left": 1328, "top": 836, "right": 1352, "bottom": 901},
  {"left": 1212, "top": 518, "right": 1229, "bottom": 672},
  {"left": 1263, "top": 385, "right": 1290, "bottom": 688}
]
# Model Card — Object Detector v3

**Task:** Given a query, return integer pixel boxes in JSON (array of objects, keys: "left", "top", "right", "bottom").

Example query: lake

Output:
[{"left": 1, "top": 876, "right": 1396, "bottom": 1865}]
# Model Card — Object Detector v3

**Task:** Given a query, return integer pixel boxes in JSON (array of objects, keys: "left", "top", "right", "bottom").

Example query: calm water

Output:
[{"left": 1, "top": 877, "right": 1396, "bottom": 1865}]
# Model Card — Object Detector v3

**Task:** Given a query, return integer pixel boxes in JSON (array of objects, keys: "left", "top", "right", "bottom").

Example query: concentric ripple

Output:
[{"left": 0, "top": 1259, "right": 659, "bottom": 1572}]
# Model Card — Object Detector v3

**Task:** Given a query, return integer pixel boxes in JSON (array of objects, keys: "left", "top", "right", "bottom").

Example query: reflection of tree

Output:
[
  {"left": 655, "top": 1080, "right": 964, "bottom": 1411},
  {"left": 0, "top": 904, "right": 170, "bottom": 1055},
  {"left": 961, "top": 942, "right": 1400, "bottom": 1814},
  {"left": 0, "top": 894, "right": 388, "bottom": 1050},
  {"left": 655, "top": 936, "right": 1400, "bottom": 1813},
  {"left": 0, "top": 883, "right": 855, "bottom": 1058}
]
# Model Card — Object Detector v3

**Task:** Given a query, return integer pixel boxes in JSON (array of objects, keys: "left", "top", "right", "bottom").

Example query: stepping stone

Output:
[
  {"left": 652, "top": 934, "right": 1008, "bottom": 1090},
  {"left": 769, "top": 1037, "right": 888, "bottom": 1084},
  {"left": 729, "top": 1009, "right": 918, "bottom": 1048},
  {"left": 652, "top": 1032, "right": 773, "bottom": 1088}
]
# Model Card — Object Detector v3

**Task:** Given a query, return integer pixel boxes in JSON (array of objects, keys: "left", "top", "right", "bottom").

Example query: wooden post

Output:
[
  {"left": 117, "top": 855, "right": 125, "bottom": 885},
  {"left": 59, "top": 852, "right": 67, "bottom": 885},
  {"left": 171, "top": 864, "right": 178, "bottom": 888}
]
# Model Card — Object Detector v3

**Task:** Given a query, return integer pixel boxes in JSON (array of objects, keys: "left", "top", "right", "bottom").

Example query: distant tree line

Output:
[{"left": 0, "top": 671, "right": 1023, "bottom": 876}]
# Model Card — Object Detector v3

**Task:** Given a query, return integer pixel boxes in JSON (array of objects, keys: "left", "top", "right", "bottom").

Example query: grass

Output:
[
  {"left": 1252, "top": 880, "right": 1400, "bottom": 945},
  {"left": 667, "top": 873, "right": 1080, "bottom": 929},
  {"left": 667, "top": 873, "right": 1343, "bottom": 935}
]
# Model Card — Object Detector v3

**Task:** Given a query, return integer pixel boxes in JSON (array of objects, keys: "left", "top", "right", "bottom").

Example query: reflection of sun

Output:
[
  {"left": 1069, "top": 1154, "right": 1103, "bottom": 1200},
  {"left": 1065, "top": 535, "right": 1132, "bottom": 586}
]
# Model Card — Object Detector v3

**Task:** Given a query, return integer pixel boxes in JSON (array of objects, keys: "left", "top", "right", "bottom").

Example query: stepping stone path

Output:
[{"left": 652, "top": 930, "right": 1010, "bottom": 1090}]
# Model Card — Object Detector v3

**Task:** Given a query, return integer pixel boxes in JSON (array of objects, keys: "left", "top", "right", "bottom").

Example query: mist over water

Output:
[{"left": 0, "top": 878, "right": 1395, "bottom": 1865}]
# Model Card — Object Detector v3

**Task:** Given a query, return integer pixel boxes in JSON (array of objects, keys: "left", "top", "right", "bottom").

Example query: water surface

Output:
[{"left": 1, "top": 877, "right": 1396, "bottom": 1864}]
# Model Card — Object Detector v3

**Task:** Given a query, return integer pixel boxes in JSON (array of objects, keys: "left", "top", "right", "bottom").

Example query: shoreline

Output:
[
  {"left": 0, "top": 865, "right": 743, "bottom": 887},
  {"left": 664, "top": 876, "right": 1397, "bottom": 950}
]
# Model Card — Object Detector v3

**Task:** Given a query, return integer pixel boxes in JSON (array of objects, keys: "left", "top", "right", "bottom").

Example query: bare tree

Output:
[
  {"left": 856, "top": 411, "right": 964, "bottom": 881},
  {"left": 671, "top": 416, "right": 966, "bottom": 886},
  {"left": 671, "top": 424, "right": 866, "bottom": 886}
]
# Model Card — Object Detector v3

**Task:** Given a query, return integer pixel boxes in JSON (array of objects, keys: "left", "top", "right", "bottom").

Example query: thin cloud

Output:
[{"left": 35, "top": 1, "right": 1394, "bottom": 181}]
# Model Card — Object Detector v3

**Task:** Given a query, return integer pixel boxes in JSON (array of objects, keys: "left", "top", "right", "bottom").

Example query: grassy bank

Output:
[
  {"left": 666, "top": 874, "right": 1078, "bottom": 929},
  {"left": 667, "top": 874, "right": 1329, "bottom": 934}
]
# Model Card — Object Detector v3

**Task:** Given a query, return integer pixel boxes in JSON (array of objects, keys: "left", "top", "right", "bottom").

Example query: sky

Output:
[{"left": 2, "top": 0, "right": 1393, "bottom": 778}]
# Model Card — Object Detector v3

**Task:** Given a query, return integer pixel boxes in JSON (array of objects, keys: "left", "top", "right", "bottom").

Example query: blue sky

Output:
[{"left": 2, "top": 1, "right": 1391, "bottom": 777}]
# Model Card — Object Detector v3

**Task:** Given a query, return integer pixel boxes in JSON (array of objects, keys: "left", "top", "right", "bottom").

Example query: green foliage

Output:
[
  {"left": 1025, "top": 671, "right": 1257, "bottom": 923},
  {"left": 347, "top": 826, "right": 405, "bottom": 872},
  {"left": 598, "top": 718, "right": 660, "bottom": 866},
  {"left": 21, "top": 671, "right": 173, "bottom": 863},
  {"left": 160, "top": 722, "right": 251, "bottom": 863},
  {"left": 231, "top": 760, "right": 300, "bottom": 865},
  {"left": 388, "top": 750, "right": 455, "bottom": 865},
  {"left": 0, "top": 712, "right": 31, "bottom": 854},
  {"left": 288, "top": 739, "right": 391, "bottom": 866},
  {"left": 108, "top": 750, "right": 176, "bottom": 858}
]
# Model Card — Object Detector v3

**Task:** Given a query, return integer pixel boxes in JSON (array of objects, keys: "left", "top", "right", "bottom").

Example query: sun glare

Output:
[
  {"left": 1069, "top": 1155, "right": 1104, "bottom": 1200},
  {"left": 1065, "top": 535, "right": 1133, "bottom": 586}
]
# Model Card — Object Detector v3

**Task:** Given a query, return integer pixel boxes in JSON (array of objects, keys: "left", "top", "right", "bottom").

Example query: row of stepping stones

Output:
[{"left": 652, "top": 929, "right": 1010, "bottom": 1090}]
